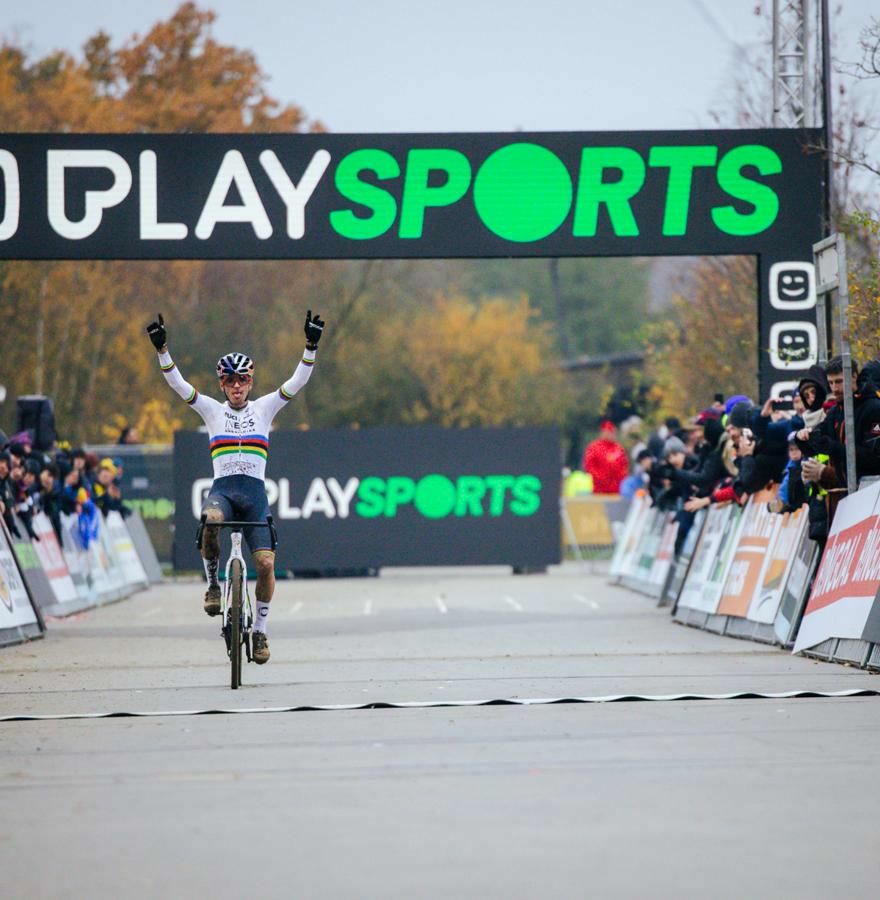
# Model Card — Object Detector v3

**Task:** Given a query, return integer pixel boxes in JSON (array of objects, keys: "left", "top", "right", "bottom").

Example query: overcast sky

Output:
[{"left": 6, "top": 0, "right": 878, "bottom": 134}]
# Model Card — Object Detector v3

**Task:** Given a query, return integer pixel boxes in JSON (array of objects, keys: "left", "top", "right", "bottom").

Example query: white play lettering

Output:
[
  {"left": 326, "top": 477, "right": 359, "bottom": 519},
  {"left": 301, "top": 478, "right": 336, "bottom": 519},
  {"left": 0, "top": 150, "right": 20, "bottom": 240},
  {"left": 191, "top": 478, "right": 214, "bottom": 519},
  {"left": 47, "top": 150, "right": 132, "bottom": 239},
  {"left": 195, "top": 150, "right": 272, "bottom": 240},
  {"left": 139, "top": 150, "right": 188, "bottom": 240},
  {"left": 259, "top": 149, "right": 331, "bottom": 240},
  {"left": 277, "top": 479, "right": 301, "bottom": 519}
]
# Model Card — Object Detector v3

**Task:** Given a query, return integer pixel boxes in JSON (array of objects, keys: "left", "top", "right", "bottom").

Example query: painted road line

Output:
[
  {"left": 288, "top": 601, "right": 303, "bottom": 616},
  {"left": 139, "top": 606, "right": 162, "bottom": 618},
  {"left": 504, "top": 595, "right": 523, "bottom": 612},
  {"left": 364, "top": 599, "right": 373, "bottom": 616},
  {"left": 574, "top": 594, "right": 600, "bottom": 610},
  {"left": 435, "top": 596, "right": 448, "bottom": 614}
]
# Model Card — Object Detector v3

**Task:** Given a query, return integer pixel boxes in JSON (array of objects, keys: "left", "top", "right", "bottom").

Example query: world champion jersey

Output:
[{"left": 158, "top": 348, "right": 316, "bottom": 481}]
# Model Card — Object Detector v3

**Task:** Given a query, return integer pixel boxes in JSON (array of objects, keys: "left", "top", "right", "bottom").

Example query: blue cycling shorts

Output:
[{"left": 202, "top": 475, "right": 273, "bottom": 554}]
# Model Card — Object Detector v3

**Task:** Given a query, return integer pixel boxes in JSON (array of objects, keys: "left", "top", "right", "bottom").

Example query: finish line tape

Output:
[{"left": 1, "top": 688, "right": 878, "bottom": 723}]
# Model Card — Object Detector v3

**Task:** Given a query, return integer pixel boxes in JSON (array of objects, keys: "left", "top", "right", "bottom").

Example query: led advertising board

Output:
[
  {"left": 173, "top": 427, "right": 561, "bottom": 571},
  {"left": 0, "top": 129, "right": 824, "bottom": 392}
]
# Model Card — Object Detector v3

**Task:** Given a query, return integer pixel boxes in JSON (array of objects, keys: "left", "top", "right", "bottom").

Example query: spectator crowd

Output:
[
  {"left": 580, "top": 355, "right": 880, "bottom": 558},
  {"left": 0, "top": 429, "right": 130, "bottom": 551}
]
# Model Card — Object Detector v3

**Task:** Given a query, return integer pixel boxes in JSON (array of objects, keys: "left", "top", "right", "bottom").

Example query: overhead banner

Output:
[
  {"left": 794, "top": 481, "right": 880, "bottom": 654},
  {"left": 0, "top": 129, "right": 823, "bottom": 395},
  {"left": 173, "top": 427, "right": 560, "bottom": 571},
  {"left": 0, "top": 130, "right": 821, "bottom": 261}
]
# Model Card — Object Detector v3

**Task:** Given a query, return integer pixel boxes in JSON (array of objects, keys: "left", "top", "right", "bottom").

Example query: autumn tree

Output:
[
  {"left": 644, "top": 257, "right": 758, "bottom": 417},
  {"left": 646, "top": 4, "right": 879, "bottom": 417},
  {"left": 0, "top": 3, "right": 320, "bottom": 441}
]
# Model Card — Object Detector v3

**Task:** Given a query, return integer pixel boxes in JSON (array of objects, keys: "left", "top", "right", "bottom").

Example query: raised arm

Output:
[
  {"left": 259, "top": 310, "right": 325, "bottom": 418},
  {"left": 146, "top": 313, "right": 215, "bottom": 414}
]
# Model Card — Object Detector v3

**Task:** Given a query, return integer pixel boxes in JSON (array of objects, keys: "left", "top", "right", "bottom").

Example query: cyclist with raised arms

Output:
[{"left": 146, "top": 310, "right": 325, "bottom": 664}]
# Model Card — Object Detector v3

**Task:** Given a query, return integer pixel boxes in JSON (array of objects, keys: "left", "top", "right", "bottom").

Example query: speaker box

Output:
[{"left": 15, "top": 395, "right": 56, "bottom": 451}]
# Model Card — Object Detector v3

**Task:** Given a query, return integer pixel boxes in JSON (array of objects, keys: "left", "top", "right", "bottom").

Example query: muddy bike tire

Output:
[{"left": 230, "top": 558, "right": 243, "bottom": 689}]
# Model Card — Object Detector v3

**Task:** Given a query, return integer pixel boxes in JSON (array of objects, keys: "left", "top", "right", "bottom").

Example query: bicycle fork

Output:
[{"left": 223, "top": 532, "right": 254, "bottom": 663}]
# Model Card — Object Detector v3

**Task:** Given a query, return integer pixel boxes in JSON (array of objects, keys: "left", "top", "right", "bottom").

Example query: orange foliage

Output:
[
  {"left": 0, "top": 3, "right": 317, "bottom": 442},
  {"left": 644, "top": 257, "right": 759, "bottom": 418}
]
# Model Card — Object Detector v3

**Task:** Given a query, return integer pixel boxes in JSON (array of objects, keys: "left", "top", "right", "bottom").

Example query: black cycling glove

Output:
[
  {"left": 304, "top": 310, "right": 325, "bottom": 350},
  {"left": 146, "top": 313, "right": 167, "bottom": 351}
]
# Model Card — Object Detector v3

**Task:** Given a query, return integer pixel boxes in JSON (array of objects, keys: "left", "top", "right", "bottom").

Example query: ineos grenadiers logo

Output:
[
  {"left": 191, "top": 474, "right": 542, "bottom": 521},
  {"left": 4, "top": 140, "right": 783, "bottom": 245}
]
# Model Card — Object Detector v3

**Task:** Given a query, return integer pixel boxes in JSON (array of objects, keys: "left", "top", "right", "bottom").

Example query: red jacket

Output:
[{"left": 583, "top": 438, "right": 629, "bottom": 494}]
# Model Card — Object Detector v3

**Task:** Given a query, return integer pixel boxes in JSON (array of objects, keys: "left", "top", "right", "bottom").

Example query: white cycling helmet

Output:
[{"left": 216, "top": 352, "right": 254, "bottom": 379}]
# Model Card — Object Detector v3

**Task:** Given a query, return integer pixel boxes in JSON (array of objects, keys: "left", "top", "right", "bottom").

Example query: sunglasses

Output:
[{"left": 220, "top": 374, "right": 252, "bottom": 385}]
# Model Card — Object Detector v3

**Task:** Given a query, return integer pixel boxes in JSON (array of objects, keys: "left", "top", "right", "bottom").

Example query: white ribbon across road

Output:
[{"left": 1, "top": 688, "right": 877, "bottom": 723}]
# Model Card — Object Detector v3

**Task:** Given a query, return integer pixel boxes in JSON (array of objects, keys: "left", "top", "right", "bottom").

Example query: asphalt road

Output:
[{"left": 1, "top": 566, "right": 879, "bottom": 899}]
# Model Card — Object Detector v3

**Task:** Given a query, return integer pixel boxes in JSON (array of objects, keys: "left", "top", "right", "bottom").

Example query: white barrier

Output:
[
  {"left": 29, "top": 512, "right": 82, "bottom": 616},
  {"left": 2, "top": 506, "right": 161, "bottom": 647},
  {"left": 614, "top": 488, "right": 822, "bottom": 650},
  {"left": 0, "top": 519, "right": 44, "bottom": 646},
  {"left": 106, "top": 511, "right": 150, "bottom": 592},
  {"left": 793, "top": 480, "right": 880, "bottom": 665}
]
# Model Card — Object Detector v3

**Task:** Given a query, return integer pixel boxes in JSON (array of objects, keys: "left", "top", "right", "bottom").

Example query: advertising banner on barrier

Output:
[
  {"left": 105, "top": 512, "right": 149, "bottom": 591},
  {"left": 747, "top": 505, "right": 809, "bottom": 625},
  {"left": 629, "top": 509, "right": 666, "bottom": 588},
  {"left": 774, "top": 518, "right": 820, "bottom": 646},
  {"left": 98, "top": 516, "right": 127, "bottom": 601},
  {"left": 718, "top": 492, "right": 781, "bottom": 618},
  {"left": 794, "top": 481, "right": 880, "bottom": 654},
  {"left": 610, "top": 496, "right": 651, "bottom": 581},
  {"left": 59, "top": 514, "right": 97, "bottom": 607},
  {"left": 678, "top": 504, "right": 739, "bottom": 614},
  {"left": 662, "top": 508, "right": 706, "bottom": 608},
  {"left": 60, "top": 513, "right": 117, "bottom": 605},
  {"left": 648, "top": 516, "right": 679, "bottom": 596},
  {"left": 30, "top": 512, "right": 79, "bottom": 610},
  {"left": 0, "top": 520, "right": 42, "bottom": 644},
  {"left": 124, "top": 510, "right": 164, "bottom": 584},
  {"left": 173, "top": 427, "right": 560, "bottom": 571},
  {"left": 10, "top": 522, "right": 57, "bottom": 611}
]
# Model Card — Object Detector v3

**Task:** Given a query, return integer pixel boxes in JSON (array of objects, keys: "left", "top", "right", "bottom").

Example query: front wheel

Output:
[{"left": 230, "top": 558, "right": 243, "bottom": 689}]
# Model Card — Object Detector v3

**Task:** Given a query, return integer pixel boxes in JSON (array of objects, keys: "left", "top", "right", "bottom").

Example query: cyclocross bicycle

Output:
[{"left": 196, "top": 515, "right": 277, "bottom": 690}]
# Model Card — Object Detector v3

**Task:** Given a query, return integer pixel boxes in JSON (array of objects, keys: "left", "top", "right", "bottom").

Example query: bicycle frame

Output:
[
  {"left": 222, "top": 530, "right": 253, "bottom": 638},
  {"left": 195, "top": 515, "right": 277, "bottom": 687}
]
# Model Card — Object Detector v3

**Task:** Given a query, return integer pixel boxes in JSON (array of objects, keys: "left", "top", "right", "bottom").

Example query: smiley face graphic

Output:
[
  {"left": 778, "top": 329, "right": 811, "bottom": 362},
  {"left": 769, "top": 322, "right": 817, "bottom": 370},
  {"left": 778, "top": 269, "right": 810, "bottom": 302},
  {"left": 769, "top": 262, "right": 815, "bottom": 310}
]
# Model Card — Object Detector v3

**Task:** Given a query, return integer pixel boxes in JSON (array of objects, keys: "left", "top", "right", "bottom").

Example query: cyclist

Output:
[{"left": 146, "top": 310, "right": 325, "bottom": 664}]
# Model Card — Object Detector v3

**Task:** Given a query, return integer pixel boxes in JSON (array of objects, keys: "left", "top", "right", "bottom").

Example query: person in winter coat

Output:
[
  {"left": 0, "top": 451, "right": 21, "bottom": 538},
  {"left": 582, "top": 421, "right": 629, "bottom": 494},
  {"left": 797, "top": 364, "right": 830, "bottom": 431},
  {"left": 773, "top": 434, "right": 804, "bottom": 513},
  {"left": 727, "top": 402, "right": 788, "bottom": 495},
  {"left": 799, "top": 358, "right": 880, "bottom": 489},
  {"left": 39, "top": 463, "right": 64, "bottom": 543},
  {"left": 652, "top": 436, "right": 699, "bottom": 513}
]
